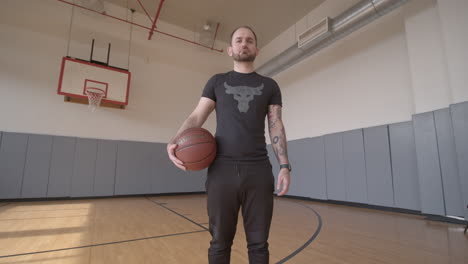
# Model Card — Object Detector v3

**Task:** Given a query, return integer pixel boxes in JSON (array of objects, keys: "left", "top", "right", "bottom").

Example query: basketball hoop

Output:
[{"left": 85, "top": 87, "right": 105, "bottom": 112}]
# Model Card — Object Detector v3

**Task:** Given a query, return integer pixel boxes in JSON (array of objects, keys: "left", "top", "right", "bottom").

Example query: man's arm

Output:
[
  {"left": 267, "top": 104, "right": 290, "bottom": 196},
  {"left": 169, "top": 97, "right": 215, "bottom": 143},
  {"left": 167, "top": 97, "right": 215, "bottom": 170}
]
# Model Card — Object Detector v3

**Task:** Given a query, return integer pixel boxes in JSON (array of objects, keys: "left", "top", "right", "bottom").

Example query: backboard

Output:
[{"left": 57, "top": 57, "right": 131, "bottom": 107}]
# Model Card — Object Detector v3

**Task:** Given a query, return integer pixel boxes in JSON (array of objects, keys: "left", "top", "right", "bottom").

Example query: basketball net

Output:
[{"left": 85, "top": 87, "right": 105, "bottom": 112}]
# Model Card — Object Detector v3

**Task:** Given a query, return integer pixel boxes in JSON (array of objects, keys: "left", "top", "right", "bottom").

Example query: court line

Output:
[
  {"left": 0, "top": 230, "right": 207, "bottom": 259},
  {"left": 275, "top": 201, "right": 323, "bottom": 264},
  {"left": 146, "top": 197, "right": 209, "bottom": 231},
  {"left": 147, "top": 196, "right": 322, "bottom": 263},
  {"left": 0, "top": 197, "right": 321, "bottom": 261}
]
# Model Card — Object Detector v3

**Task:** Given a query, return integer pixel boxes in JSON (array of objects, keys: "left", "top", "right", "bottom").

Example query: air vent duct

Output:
[{"left": 256, "top": 0, "right": 410, "bottom": 77}]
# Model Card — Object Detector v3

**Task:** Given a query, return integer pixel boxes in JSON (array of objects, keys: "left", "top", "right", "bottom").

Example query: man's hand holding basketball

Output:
[
  {"left": 167, "top": 143, "right": 186, "bottom": 171},
  {"left": 276, "top": 168, "right": 290, "bottom": 196}
]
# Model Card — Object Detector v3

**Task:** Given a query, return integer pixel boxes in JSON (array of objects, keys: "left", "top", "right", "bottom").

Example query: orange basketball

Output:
[{"left": 174, "top": 127, "right": 217, "bottom": 171}]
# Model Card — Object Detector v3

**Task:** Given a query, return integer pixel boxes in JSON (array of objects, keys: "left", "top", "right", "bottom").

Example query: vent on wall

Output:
[{"left": 298, "top": 17, "right": 331, "bottom": 49}]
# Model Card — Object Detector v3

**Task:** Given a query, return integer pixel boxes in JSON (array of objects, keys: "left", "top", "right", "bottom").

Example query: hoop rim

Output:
[{"left": 85, "top": 87, "right": 106, "bottom": 95}]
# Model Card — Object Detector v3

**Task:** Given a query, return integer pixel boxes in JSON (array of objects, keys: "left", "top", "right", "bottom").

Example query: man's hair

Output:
[{"left": 230, "top": 26, "right": 258, "bottom": 47}]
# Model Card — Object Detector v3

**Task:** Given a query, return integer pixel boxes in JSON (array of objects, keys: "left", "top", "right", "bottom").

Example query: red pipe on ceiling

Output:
[
  {"left": 57, "top": 0, "right": 223, "bottom": 52},
  {"left": 211, "top": 22, "right": 220, "bottom": 50},
  {"left": 136, "top": 0, "right": 153, "bottom": 24},
  {"left": 148, "top": 0, "right": 164, "bottom": 40}
]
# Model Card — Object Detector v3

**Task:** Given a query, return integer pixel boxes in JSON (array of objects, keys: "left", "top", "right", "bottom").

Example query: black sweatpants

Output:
[{"left": 206, "top": 160, "right": 275, "bottom": 264}]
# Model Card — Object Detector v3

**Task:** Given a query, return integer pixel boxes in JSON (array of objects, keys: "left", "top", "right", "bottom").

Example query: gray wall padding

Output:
[
  {"left": 71, "top": 138, "right": 97, "bottom": 197},
  {"left": 324, "top": 133, "right": 346, "bottom": 201},
  {"left": 0, "top": 132, "right": 28, "bottom": 199},
  {"left": 153, "top": 142, "right": 206, "bottom": 194},
  {"left": 413, "top": 112, "right": 446, "bottom": 215},
  {"left": 342, "top": 129, "right": 368, "bottom": 204},
  {"left": 363, "top": 126, "right": 394, "bottom": 207},
  {"left": 389, "top": 121, "right": 421, "bottom": 211},
  {"left": 287, "top": 138, "right": 314, "bottom": 198},
  {"left": 115, "top": 141, "right": 152, "bottom": 195},
  {"left": 48, "top": 136, "right": 76, "bottom": 198},
  {"left": 21, "top": 134, "right": 53, "bottom": 198},
  {"left": 115, "top": 141, "right": 205, "bottom": 195},
  {"left": 1, "top": 101, "right": 467, "bottom": 222},
  {"left": 308, "top": 137, "right": 327, "bottom": 200},
  {"left": 267, "top": 139, "right": 327, "bottom": 199},
  {"left": 157, "top": 144, "right": 207, "bottom": 193},
  {"left": 150, "top": 143, "right": 167, "bottom": 194},
  {"left": 450, "top": 102, "right": 468, "bottom": 220},
  {"left": 434, "top": 109, "right": 464, "bottom": 217},
  {"left": 94, "top": 140, "right": 117, "bottom": 196}
]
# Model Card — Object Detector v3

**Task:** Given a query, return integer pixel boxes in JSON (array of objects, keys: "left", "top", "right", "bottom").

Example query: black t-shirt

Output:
[{"left": 202, "top": 70, "right": 282, "bottom": 162}]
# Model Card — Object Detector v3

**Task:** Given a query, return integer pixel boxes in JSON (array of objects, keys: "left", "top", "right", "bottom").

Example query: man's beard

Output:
[{"left": 233, "top": 51, "right": 256, "bottom": 62}]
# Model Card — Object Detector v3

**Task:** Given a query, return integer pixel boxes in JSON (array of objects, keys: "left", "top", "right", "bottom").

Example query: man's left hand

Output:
[{"left": 276, "top": 169, "right": 290, "bottom": 196}]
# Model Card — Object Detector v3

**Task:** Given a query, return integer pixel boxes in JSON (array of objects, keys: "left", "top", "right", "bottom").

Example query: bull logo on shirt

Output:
[{"left": 224, "top": 82, "right": 264, "bottom": 113}]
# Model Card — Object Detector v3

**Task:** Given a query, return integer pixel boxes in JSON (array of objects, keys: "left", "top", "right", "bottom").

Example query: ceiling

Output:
[{"left": 104, "top": 0, "right": 325, "bottom": 48}]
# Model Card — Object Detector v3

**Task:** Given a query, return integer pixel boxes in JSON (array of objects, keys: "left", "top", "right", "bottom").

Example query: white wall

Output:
[
  {"left": 436, "top": 0, "right": 468, "bottom": 104},
  {"left": 1, "top": 0, "right": 466, "bottom": 144},
  {"left": 280, "top": 10, "right": 413, "bottom": 140},
  {"left": 0, "top": 0, "right": 231, "bottom": 143},
  {"left": 256, "top": 0, "right": 361, "bottom": 68},
  {"left": 257, "top": 0, "right": 467, "bottom": 141},
  {"left": 403, "top": 0, "right": 452, "bottom": 114}
]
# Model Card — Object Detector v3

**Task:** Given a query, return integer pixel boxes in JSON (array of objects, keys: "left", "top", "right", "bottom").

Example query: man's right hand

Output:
[{"left": 167, "top": 143, "right": 186, "bottom": 171}]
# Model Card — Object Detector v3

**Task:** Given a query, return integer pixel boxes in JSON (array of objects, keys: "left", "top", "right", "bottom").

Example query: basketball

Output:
[{"left": 174, "top": 127, "right": 217, "bottom": 171}]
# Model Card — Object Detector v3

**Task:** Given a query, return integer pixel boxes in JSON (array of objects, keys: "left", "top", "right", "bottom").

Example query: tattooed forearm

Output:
[
  {"left": 269, "top": 120, "right": 277, "bottom": 129},
  {"left": 271, "top": 123, "right": 289, "bottom": 164},
  {"left": 268, "top": 109, "right": 277, "bottom": 129},
  {"left": 278, "top": 126, "right": 287, "bottom": 156},
  {"left": 268, "top": 105, "right": 289, "bottom": 164}
]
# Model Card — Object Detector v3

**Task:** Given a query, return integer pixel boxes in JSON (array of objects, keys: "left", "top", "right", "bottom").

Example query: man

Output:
[{"left": 167, "top": 26, "right": 291, "bottom": 264}]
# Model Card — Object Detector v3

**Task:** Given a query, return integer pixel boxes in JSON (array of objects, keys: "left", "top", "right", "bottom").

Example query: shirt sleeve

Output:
[
  {"left": 201, "top": 75, "right": 218, "bottom": 101},
  {"left": 269, "top": 79, "right": 282, "bottom": 106}
]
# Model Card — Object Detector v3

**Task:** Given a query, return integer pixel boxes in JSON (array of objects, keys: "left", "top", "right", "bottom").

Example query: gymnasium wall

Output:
[
  {"left": 258, "top": 0, "right": 468, "bottom": 141},
  {"left": 268, "top": 101, "right": 468, "bottom": 220},
  {"left": 1, "top": 101, "right": 466, "bottom": 221},
  {"left": 260, "top": 0, "right": 467, "bottom": 220},
  {"left": 0, "top": 133, "right": 207, "bottom": 198},
  {"left": 0, "top": 0, "right": 230, "bottom": 143},
  {"left": 1, "top": 0, "right": 467, "bottom": 221}
]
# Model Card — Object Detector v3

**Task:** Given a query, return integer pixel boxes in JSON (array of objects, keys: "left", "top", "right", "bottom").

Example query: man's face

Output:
[{"left": 228, "top": 28, "right": 259, "bottom": 62}]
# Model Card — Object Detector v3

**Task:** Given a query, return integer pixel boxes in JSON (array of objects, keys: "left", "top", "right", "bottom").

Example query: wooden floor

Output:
[{"left": 0, "top": 195, "right": 467, "bottom": 263}]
